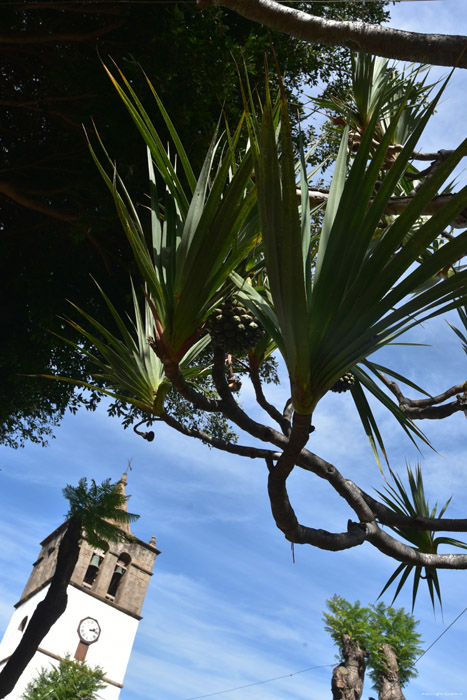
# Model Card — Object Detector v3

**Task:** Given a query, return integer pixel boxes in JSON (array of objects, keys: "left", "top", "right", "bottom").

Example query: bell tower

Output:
[{"left": 0, "top": 474, "right": 160, "bottom": 699}]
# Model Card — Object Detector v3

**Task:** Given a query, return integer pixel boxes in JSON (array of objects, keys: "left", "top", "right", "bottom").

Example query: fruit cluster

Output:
[
  {"left": 209, "top": 298, "right": 264, "bottom": 356},
  {"left": 330, "top": 371, "right": 355, "bottom": 393}
]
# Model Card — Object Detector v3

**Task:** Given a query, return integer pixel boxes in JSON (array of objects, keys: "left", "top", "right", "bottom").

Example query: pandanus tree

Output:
[{"left": 45, "top": 54, "right": 467, "bottom": 611}]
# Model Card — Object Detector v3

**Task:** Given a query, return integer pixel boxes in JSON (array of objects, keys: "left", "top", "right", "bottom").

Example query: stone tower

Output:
[{"left": 0, "top": 474, "right": 160, "bottom": 699}]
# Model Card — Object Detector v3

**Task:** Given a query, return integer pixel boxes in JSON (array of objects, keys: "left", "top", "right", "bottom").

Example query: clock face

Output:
[{"left": 78, "top": 617, "right": 101, "bottom": 644}]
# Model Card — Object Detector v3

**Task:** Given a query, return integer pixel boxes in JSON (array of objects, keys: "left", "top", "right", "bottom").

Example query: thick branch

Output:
[
  {"left": 0, "top": 180, "right": 79, "bottom": 223},
  {"left": 365, "top": 522, "right": 467, "bottom": 568},
  {"left": 297, "top": 451, "right": 375, "bottom": 524},
  {"left": 0, "top": 21, "right": 124, "bottom": 44},
  {"left": 212, "top": 346, "right": 288, "bottom": 447},
  {"left": 332, "top": 635, "right": 367, "bottom": 700},
  {"left": 199, "top": 0, "right": 467, "bottom": 69},
  {"left": 283, "top": 398, "right": 293, "bottom": 425},
  {"left": 156, "top": 351, "right": 223, "bottom": 414},
  {"left": 358, "top": 488, "right": 467, "bottom": 533},
  {"left": 267, "top": 412, "right": 311, "bottom": 538},
  {"left": 285, "top": 520, "right": 367, "bottom": 550},
  {"left": 20, "top": 2, "right": 121, "bottom": 13}
]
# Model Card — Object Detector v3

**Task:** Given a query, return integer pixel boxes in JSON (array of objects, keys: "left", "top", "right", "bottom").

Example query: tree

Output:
[
  {"left": 323, "top": 595, "right": 423, "bottom": 700},
  {"left": 0, "top": 0, "right": 389, "bottom": 449},
  {"left": 198, "top": 0, "right": 467, "bottom": 69},
  {"left": 21, "top": 655, "right": 105, "bottom": 700},
  {"left": 0, "top": 477, "right": 138, "bottom": 699},
  {"left": 45, "top": 49, "right": 467, "bottom": 607}
]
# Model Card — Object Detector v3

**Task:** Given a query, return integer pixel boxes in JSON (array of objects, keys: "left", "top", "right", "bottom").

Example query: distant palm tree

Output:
[{"left": 0, "top": 477, "right": 138, "bottom": 699}]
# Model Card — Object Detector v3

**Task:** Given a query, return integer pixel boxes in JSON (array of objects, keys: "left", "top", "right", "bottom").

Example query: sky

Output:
[{"left": 1, "top": 2, "right": 467, "bottom": 700}]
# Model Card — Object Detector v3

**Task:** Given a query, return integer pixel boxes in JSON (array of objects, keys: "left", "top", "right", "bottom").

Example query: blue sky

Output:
[{"left": 1, "top": 2, "right": 467, "bottom": 699}]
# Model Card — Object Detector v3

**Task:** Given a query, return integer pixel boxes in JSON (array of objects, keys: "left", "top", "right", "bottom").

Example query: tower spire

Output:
[{"left": 115, "top": 471, "right": 131, "bottom": 535}]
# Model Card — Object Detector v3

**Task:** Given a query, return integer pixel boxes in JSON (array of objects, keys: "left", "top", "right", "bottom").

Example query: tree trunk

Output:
[
  {"left": 331, "top": 634, "right": 367, "bottom": 700},
  {"left": 378, "top": 644, "right": 405, "bottom": 700},
  {"left": 0, "top": 518, "right": 81, "bottom": 698}
]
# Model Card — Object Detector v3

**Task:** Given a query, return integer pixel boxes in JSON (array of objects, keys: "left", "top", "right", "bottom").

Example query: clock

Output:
[{"left": 78, "top": 617, "right": 101, "bottom": 644}]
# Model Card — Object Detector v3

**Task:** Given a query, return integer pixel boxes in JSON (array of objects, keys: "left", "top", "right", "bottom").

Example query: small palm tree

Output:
[{"left": 0, "top": 477, "right": 137, "bottom": 699}]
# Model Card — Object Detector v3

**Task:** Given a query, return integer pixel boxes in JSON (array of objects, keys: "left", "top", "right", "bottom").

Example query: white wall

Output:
[{"left": 0, "top": 584, "right": 139, "bottom": 700}]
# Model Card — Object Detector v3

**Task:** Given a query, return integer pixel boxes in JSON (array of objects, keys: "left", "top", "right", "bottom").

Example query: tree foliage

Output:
[
  {"left": 64, "top": 476, "right": 140, "bottom": 550},
  {"left": 202, "top": 0, "right": 467, "bottom": 69},
  {"left": 21, "top": 656, "right": 105, "bottom": 700},
  {"left": 46, "top": 48, "right": 467, "bottom": 608},
  {"left": 0, "top": 0, "right": 388, "bottom": 449},
  {"left": 376, "top": 464, "right": 467, "bottom": 612},
  {"left": 324, "top": 595, "right": 423, "bottom": 693}
]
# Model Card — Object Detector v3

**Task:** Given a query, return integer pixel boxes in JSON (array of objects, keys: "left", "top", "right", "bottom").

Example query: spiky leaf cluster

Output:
[
  {"left": 376, "top": 464, "right": 467, "bottom": 611},
  {"left": 63, "top": 477, "right": 139, "bottom": 550},
  {"left": 208, "top": 298, "right": 264, "bottom": 356}
]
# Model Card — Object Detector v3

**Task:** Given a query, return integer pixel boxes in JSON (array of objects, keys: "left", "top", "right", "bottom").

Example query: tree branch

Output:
[
  {"left": 152, "top": 345, "right": 223, "bottom": 414},
  {"left": 0, "top": 93, "right": 96, "bottom": 108},
  {"left": 248, "top": 355, "right": 291, "bottom": 435},
  {"left": 305, "top": 190, "right": 467, "bottom": 229},
  {"left": 212, "top": 346, "right": 288, "bottom": 447},
  {"left": 160, "top": 412, "right": 281, "bottom": 460},
  {"left": 365, "top": 522, "right": 467, "bottom": 569},
  {"left": 378, "top": 374, "right": 467, "bottom": 419},
  {"left": 198, "top": 0, "right": 467, "bottom": 69},
  {"left": 0, "top": 180, "right": 79, "bottom": 223},
  {"left": 358, "top": 488, "right": 467, "bottom": 533},
  {"left": 20, "top": 2, "right": 121, "bottom": 13},
  {"left": 0, "top": 21, "right": 124, "bottom": 44}
]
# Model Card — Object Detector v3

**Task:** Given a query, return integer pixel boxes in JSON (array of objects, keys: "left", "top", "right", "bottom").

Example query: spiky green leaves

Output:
[
  {"left": 238, "top": 59, "right": 467, "bottom": 422},
  {"left": 63, "top": 477, "right": 139, "bottom": 550},
  {"left": 90, "top": 64, "right": 259, "bottom": 364},
  {"left": 41, "top": 280, "right": 210, "bottom": 417},
  {"left": 376, "top": 464, "right": 467, "bottom": 611}
]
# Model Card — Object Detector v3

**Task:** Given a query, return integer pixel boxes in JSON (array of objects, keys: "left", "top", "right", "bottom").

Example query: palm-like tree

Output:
[
  {"left": 0, "top": 477, "right": 137, "bottom": 699},
  {"left": 46, "top": 57, "right": 467, "bottom": 610}
]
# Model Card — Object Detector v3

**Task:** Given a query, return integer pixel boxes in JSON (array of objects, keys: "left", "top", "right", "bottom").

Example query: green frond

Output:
[
  {"left": 376, "top": 464, "right": 467, "bottom": 611},
  {"left": 64, "top": 477, "right": 139, "bottom": 548}
]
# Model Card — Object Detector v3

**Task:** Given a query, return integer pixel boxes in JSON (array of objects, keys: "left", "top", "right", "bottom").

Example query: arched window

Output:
[
  {"left": 106, "top": 553, "right": 131, "bottom": 601},
  {"left": 83, "top": 552, "right": 104, "bottom": 589},
  {"left": 18, "top": 616, "right": 28, "bottom": 632}
]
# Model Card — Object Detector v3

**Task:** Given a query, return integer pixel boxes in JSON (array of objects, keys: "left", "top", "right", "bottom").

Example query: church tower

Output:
[{"left": 0, "top": 474, "right": 160, "bottom": 699}]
